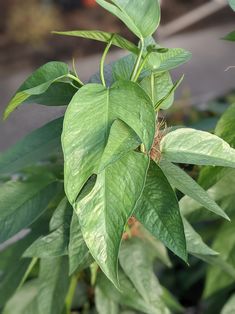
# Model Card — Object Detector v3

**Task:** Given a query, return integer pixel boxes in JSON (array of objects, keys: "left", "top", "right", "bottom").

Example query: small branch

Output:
[
  {"left": 65, "top": 275, "right": 78, "bottom": 314},
  {"left": 67, "top": 73, "right": 84, "bottom": 86}
]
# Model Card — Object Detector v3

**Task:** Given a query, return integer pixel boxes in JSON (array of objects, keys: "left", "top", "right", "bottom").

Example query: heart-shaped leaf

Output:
[
  {"left": 4, "top": 62, "right": 71, "bottom": 119},
  {"left": 62, "top": 80, "right": 155, "bottom": 205}
]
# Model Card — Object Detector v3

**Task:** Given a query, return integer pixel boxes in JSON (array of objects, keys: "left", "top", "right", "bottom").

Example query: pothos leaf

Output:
[
  {"left": 0, "top": 117, "right": 63, "bottom": 176},
  {"left": 159, "top": 159, "right": 229, "bottom": 220},
  {"left": 160, "top": 128, "right": 235, "bottom": 168},
  {"left": 53, "top": 30, "right": 139, "bottom": 55},
  {"left": 135, "top": 161, "right": 187, "bottom": 262},
  {"left": 62, "top": 80, "right": 155, "bottom": 205},
  {"left": 0, "top": 175, "right": 60, "bottom": 244},
  {"left": 4, "top": 62, "right": 71, "bottom": 119},
  {"left": 96, "top": 0, "right": 160, "bottom": 39},
  {"left": 76, "top": 151, "right": 149, "bottom": 287},
  {"left": 228, "top": 0, "right": 235, "bottom": 11}
]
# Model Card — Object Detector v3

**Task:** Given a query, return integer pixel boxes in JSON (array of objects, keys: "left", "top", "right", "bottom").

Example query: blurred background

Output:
[{"left": 0, "top": 0, "right": 235, "bottom": 150}]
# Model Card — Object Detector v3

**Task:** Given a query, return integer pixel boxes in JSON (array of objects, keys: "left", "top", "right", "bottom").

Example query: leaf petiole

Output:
[
  {"left": 130, "top": 37, "right": 145, "bottom": 81},
  {"left": 100, "top": 34, "right": 115, "bottom": 87}
]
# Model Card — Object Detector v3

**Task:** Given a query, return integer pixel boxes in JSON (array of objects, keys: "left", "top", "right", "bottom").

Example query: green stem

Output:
[
  {"left": 100, "top": 35, "right": 115, "bottom": 87},
  {"left": 151, "top": 72, "right": 155, "bottom": 103},
  {"left": 130, "top": 37, "right": 145, "bottom": 81},
  {"left": 65, "top": 275, "right": 78, "bottom": 314},
  {"left": 133, "top": 51, "right": 151, "bottom": 82},
  {"left": 67, "top": 73, "right": 84, "bottom": 86}
]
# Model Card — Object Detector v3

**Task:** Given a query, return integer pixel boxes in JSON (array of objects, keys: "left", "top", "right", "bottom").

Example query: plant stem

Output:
[
  {"left": 151, "top": 72, "right": 155, "bottom": 103},
  {"left": 18, "top": 257, "right": 38, "bottom": 290},
  {"left": 65, "top": 275, "right": 78, "bottom": 314},
  {"left": 100, "top": 35, "right": 115, "bottom": 87},
  {"left": 130, "top": 37, "right": 145, "bottom": 81},
  {"left": 133, "top": 51, "right": 151, "bottom": 82},
  {"left": 67, "top": 73, "right": 84, "bottom": 86}
]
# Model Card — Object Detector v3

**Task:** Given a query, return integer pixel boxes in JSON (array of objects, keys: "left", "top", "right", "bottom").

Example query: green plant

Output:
[{"left": 1, "top": 0, "right": 235, "bottom": 313}]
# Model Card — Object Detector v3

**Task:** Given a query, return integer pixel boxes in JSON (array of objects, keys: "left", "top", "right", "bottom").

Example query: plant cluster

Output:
[{"left": 1, "top": 0, "right": 235, "bottom": 313}]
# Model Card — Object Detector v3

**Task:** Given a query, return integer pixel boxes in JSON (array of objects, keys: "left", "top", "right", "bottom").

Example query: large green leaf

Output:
[
  {"left": 204, "top": 219, "right": 235, "bottom": 297},
  {"left": 96, "top": 270, "right": 166, "bottom": 314},
  {"left": 119, "top": 238, "right": 169, "bottom": 313},
  {"left": 23, "top": 199, "right": 72, "bottom": 258},
  {"left": 221, "top": 294, "right": 235, "bottom": 314},
  {"left": 160, "top": 128, "right": 235, "bottom": 168},
  {"left": 228, "top": 0, "right": 235, "bottom": 11},
  {"left": 96, "top": 0, "right": 160, "bottom": 39},
  {"left": 135, "top": 161, "right": 187, "bottom": 262},
  {"left": 76, "top": 151, "right": 149, "bottom": 287},
  {"left": 0, "top": 175, "right": 60, "bottom": 244},
  {"left": 4, "top": 62, "right": 72, "bottom": 119},
  {"left": 159, "top": 159, "right": 229, "bottom": 220},
  {"left": 53, "top": 30, "right": 139, "bottom": 54},
  {"left": 38, "top": 257, "right": 69, "bottom": 314},
  {"left": 62, "top": 80, "right": 155, "bottom": 205},
  {"left": 0, "top": 117, "right": 63, "bottom": 176},
  {"left": 68, "top": 212, "right": 93, "bottom": 275}
]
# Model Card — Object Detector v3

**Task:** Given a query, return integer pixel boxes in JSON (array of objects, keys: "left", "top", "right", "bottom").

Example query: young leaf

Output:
[
  {"left": 143, "top": 37, "right": 192, "bottom": 71},
  {"left": 160, "top": 128, "right": 235, "bottom": 168},
  {"left": 134, "top": 161, "right": 187, "bottom": 262},
  {"left": 62, "top": 80, "right": 155, "bottom": 205},
  {"left": 0, "top": 175, "right": 60, "bottom": 244},
  {"left": 76, "top": 151, "right": 149, "bottom": 287},
  {"left": 4, "top": 62, "right": 70, "bottom": 119},
  {"left": 159, "top": 159, "right": 229, "bottom": 220},
  {"left": 0, "top": 117, "right": 63, "bottom": 176},
  {"left": 96, "top": 0, "right": 161, "bottom": 39},
  {"left": 38, "top": 257, "right": 70, "bottom": 314},
  {"left": 157, "top": 47, "right": 192, "bottom": 71},
  {"left": 53, "top": 30, "right": 139, "bottom": 55},
  {"left": 119, "top": 238, "right": 169, "bottom": 313},
  {"left": 68, "top": 213, "right": 93, "bottom": 275}
]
